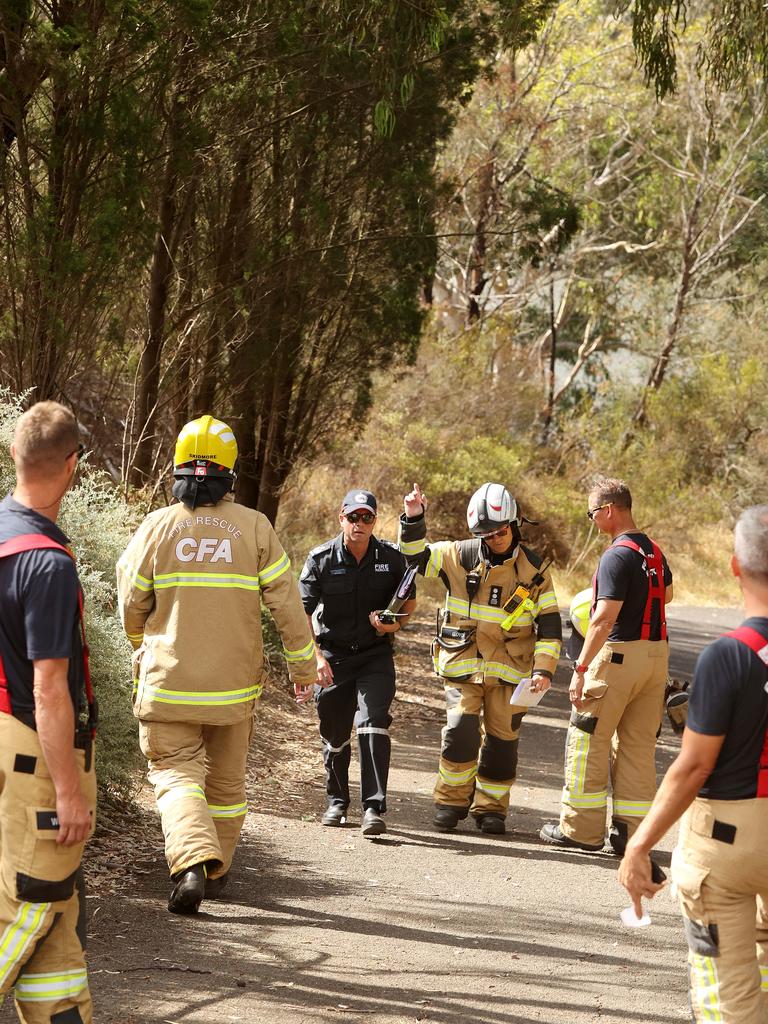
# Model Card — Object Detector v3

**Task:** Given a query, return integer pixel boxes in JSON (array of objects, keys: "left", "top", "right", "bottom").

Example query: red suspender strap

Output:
[
  {"left": 612, "top": 537, "right": 667, "bottom": 641},
  {"left": 724, "top": 626, "right": 768, "bottom": 798},
  {"left": 0, "top": 533, "right": 95, "bottom": 730}
]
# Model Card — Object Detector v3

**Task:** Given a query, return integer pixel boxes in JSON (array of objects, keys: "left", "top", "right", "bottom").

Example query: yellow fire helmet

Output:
[
  {"left": 569, "top": 587, "right": 593, "bottom": 638},
  {"left": 173, "top": 415, "right": 238, "bottom": 479}
]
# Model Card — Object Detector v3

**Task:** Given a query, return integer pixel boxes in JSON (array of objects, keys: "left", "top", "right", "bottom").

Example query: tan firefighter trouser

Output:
[
  {"left": 139, "top": 716, "right": 253, "bottom": 879},
  {"left": 560, "top": 639, "right": 667, "bottom": 847},
  {"left": 434, "top": 676, "right": 528, "bottom": 818},
  {"left": 0, "top": 715, "right": 96, "bottom": 1024},
  {"left": 672, "top": 797, "right": 768, "bottom": 1023}
]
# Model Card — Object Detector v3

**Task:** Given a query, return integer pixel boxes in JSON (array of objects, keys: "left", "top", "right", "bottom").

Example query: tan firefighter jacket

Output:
[
  {"left": 116, "top": 494, "right": 316, "bottom": 725},
  {"left": 399, "top": 513, "right": 561, "bottom": 686}
]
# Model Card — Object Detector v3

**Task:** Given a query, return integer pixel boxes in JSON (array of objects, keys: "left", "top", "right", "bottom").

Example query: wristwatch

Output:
[{"left": 572, "top": 661, "right": 588, "bottom": 674}]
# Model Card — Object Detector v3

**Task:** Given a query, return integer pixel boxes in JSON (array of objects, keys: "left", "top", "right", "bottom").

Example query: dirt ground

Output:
[{"left": 1, "top": 606, "right": 738, "bottom": 1024}]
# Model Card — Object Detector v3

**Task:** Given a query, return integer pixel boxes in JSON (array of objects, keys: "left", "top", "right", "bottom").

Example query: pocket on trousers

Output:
[
  {"left": 672, "top": 850, "right": 710, "bottom": 923},
  {"left": 17, "top": 807, "right": 83, "bottom": 902}
]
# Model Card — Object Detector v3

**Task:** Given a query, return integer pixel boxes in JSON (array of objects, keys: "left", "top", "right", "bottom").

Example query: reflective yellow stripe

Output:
[
  {"left": 566, "top": 728, "right": 590, "bottom": 794},
  {"left": 0, "top": 903, "right": 50, "bottom": 986},
  {"left": 433, "top": 656, "right": 483, "bottom": 677},
  {"left": 259, "top": 552, "right": 290, "bottom": 586},
  {"left": 126, "top": 631, "right": 144, "bottom": 643},
  {"left": 155, "top": 571, "right": 260, "bottom": 591},
  {"left": 535, "top": 589, "right": 559, "bottom": 613},
  {"left": 446, "top": 596, "right": 509, "bottom": 625},
  {"left": 15, "top": 969, "right": 88, "bottom": 1002},
  {"left": 475, "top": 777, "right": 510, "bottom": 799},
  {"left": 563, "top": 787, "right": 608, "bottom": 808},
  {"left": 424, "top": 547, "right": 443, "bottom": 578},
  {"left": 208, "top": 801, "right": 248, "bottom": 819},
  {"left": 690, "top": 954, "right": 723, "bottom": 1021},
  {"left": 483, "top": 661, "right": 527, "bottom": 685},
  {"left": 143, "top": 683, "right": 262, "bottom": 706},
  {"left": 760, "top": 965, "right": 768, "bottom": 991},
  {"left": 157, "top": 785, "right": 206, "bottom": 812},
  {"left": 439, "top": 765, "right": 477, "bottom": 786},
  {"left": 534, "top": 639, "right": 561, "bottom": 659},
  {"left": 613, "top": 799, "right": 652, "bottom": 817},
  {"left": 399, "top": 537, "right": 426, "bottom": 556},
  {"left": 283, "top": 639, "right": 315, "bottom": 663},
  {"left": 118, "top": 559, "right": 153, "bottom": 592}
]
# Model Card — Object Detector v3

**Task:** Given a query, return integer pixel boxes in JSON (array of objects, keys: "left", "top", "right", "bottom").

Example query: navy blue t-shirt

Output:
[
  {"left": 0, "top": 493, "right": 84, "bottom": 724},
  {"left": 595, "top": 532, "right": 672, "bottom": 642},
  {"left": 687, "top": 616, "right": 768, "bottom": 800}
]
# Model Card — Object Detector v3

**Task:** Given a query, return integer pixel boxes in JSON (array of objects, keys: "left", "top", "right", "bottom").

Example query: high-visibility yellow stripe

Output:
[
  {"left": 565, "top": 728, "right": 590, "bottom": 795},
  {"left": 760, "top": 965, "right": 768, "bottom": 991},
  {"left": 446, "top": 596, "right": 510, "bottom": 625},
  {"left": 535, "top": 589, "right": 559, "bottom": 612},
  {"left": 483, "top": 661, "right": 527, "bottom": 686},
  {"left": 126, "top": 631, "right": 144, "bottom": 643},
  {"left": 439, "top": 764, "right": 477, "bottom": 786},
  {"left": 475, "top": 777, "right": 510, "bottom": 799},
  {"left": 154, "top": 571, "right": 260, "bottom": 591},
  {"left": 157, "top": 785, "right": 206, "bottom": 812},
  {"left": 690, "top": 954, "right": 723, "bottom": 1021},
  {"left": 0, "top": 903, "right": 50, "bottom": 986},
  {"left": 613, "top": 799, "right": 653, "bottom": 817},
  {"left": 563, "top": 787, "right": 608, "bottom": 808},
  {"left": 424, "top": 547, "right": 443, "bottom": 578},
  {"left": 534, "top": 639, "right": 561, "bottom": 659},
  {"left": 259, "top": 552, "right": 290, "bottom": 586},
  {"left": 118, "top": 560, "right": 153, "bottom": 592},
  {"left": 433, "top": 656, "right": 484, "bottom": 677},
  {"left": 283, "top": 639, "right": 315, "bottom": 663},
  {"left": 208, "top": 801, "right": 248, "bottom": 819},
  {"left": 15, "top": 968, "right": 88, "bottom": 1002},
  {"left": 399, "top": 537, "right": 425, "bottom": 556},
  {"left": 143, "top": 683, "right": 262, "bottom": 706}
]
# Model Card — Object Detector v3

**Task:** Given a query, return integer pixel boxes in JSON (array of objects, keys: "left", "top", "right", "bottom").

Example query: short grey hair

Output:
[{"left": 734, "top": 505, "right": 768, "bottom": 582}]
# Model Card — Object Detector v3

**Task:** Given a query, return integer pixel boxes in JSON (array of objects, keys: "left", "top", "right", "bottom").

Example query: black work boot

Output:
[
  {"left": 361, "top": 807, "right": 386, "bottom": 838},
  {"left": 168, "top": 864, "right": 206, "bottom": 914},
  {"left": 608, "top": 820, "right": 628, "bottom": 857},
  {"left": 204, "top": 870, "right": 230, "bottom": 900},
  {"left": 433, "top": 804, "right": 468, "bottom": 832},
  {"left": 322, "top": 804, "right": 347, "bottom": 827},
  {"left": 476, "top": 813, "right": 505, "bottom": 835},
  {"left": 539, "top": 822, "right": 603, "bottom": 851}
]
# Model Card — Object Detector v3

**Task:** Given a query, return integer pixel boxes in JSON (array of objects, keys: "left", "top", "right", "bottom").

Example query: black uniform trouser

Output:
[{"left": 315, "top": 650, "right": 396, "bottom": 813}]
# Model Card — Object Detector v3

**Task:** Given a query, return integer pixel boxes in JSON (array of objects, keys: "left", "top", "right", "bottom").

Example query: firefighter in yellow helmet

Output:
[{"left": 116, "top": 416, "right": 316, "bottom": 913}]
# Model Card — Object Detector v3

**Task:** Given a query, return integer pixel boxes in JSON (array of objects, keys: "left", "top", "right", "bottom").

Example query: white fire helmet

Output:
[
  {"left": 466, "top": 483, "right": 519, "bottom": 537},
  {"left": 570, "top": 588, "right": 593, "bottom": 638}
]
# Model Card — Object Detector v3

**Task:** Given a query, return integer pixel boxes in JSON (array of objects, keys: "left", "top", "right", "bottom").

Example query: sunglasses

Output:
[
  {"left": 586, "top": 502, "right": 612, "bottom": 521},
  {"left": 66, "top": 442, "right": 85, "bottom": 462},
  {"left": 345, "top": 511, "right": 376, "bottom": 525},
  {"left": 480, "top": 525, "right": 510, "bottom": 541}
]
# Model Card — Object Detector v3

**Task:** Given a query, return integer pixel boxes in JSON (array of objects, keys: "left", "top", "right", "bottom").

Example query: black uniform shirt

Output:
[
  {"left": 595, "top": 532, "right": 672, "bottom": 642},
  {"left": 299, "top": 534, "right": 411, "bottom": 660},
  {"left": 687, "top": 616, "right": 768, "bottom": 800},
  {"left": 0, "top": 493, "right": 83, "bottom": 725}
]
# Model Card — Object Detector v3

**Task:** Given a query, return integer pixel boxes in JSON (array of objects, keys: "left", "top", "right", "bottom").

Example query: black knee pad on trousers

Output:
[
  {"left": 479, "top": 734, "right": 519, "bottom": 781},
  {"left": 683, "top": 918, "right": 719, "bottom": 957},
  {"left": 442, "top": 713, "right": 480, "bottom": 763},
  {"left": 52, "top": 1009, "right": 84, "bottom": 1023}
]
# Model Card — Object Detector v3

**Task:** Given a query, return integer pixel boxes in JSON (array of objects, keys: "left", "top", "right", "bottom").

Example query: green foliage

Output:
[{"left": 0, "top": 394, "right": 141, "bottom": 803}]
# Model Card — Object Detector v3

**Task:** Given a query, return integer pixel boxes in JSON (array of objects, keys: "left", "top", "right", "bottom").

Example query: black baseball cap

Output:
[{"left": 340, "top": 489, "right": 377, "bottom": 515}]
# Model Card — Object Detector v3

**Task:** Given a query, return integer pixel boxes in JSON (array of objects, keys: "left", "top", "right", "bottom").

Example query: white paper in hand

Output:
[
  {"left": 510, "top": 678, "right": 546, "bottom": 707},
  {"left": 620, "top": 905, "right": 651, "bottom": 928}
]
